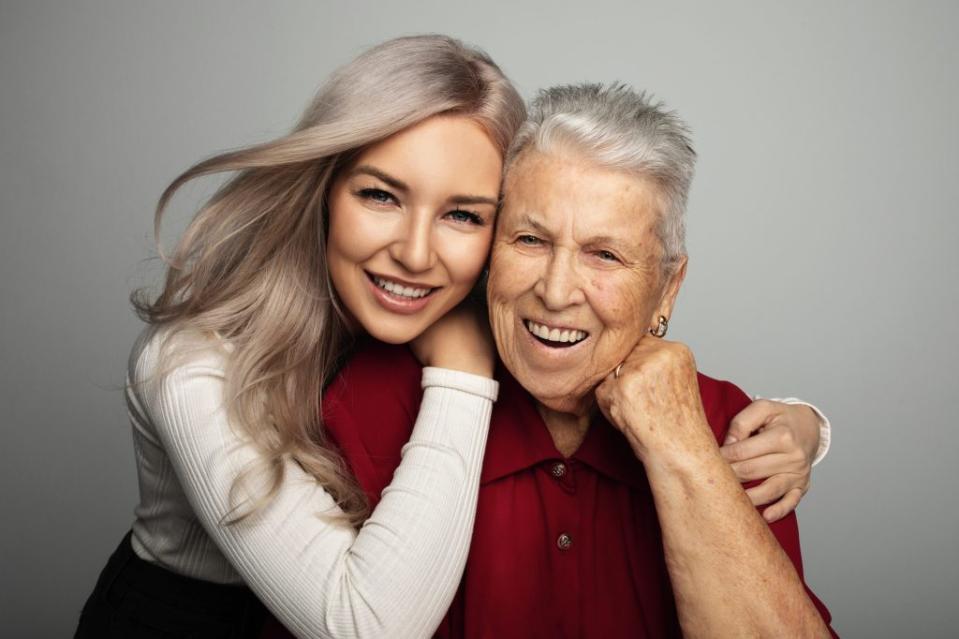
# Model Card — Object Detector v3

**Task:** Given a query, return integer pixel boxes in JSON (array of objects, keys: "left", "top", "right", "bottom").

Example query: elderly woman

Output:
[
  {"left": 480, "top": 84, "right": 835, "bottom": 637},
  {"left": 267, "top": 84, "right": 836, "bottom": 638}
]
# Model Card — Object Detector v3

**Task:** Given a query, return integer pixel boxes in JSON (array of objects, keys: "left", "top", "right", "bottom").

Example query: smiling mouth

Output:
[
  {"left": 366, "top": 272, "right": 438, "bottom": 300},
  {"left": 524, "top": 320, "right": 589, "bottom": 348}
]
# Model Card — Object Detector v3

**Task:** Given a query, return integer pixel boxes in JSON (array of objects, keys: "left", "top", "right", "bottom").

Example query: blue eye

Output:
[
  {"left": 357, "top": 188, "right": 396, "bottom": 205},
  {"left": 518, "top": 235, "right": 542, "bottom": 246},
  {"left": 446, "top": 209, "right": 484, "bottom": 225}
]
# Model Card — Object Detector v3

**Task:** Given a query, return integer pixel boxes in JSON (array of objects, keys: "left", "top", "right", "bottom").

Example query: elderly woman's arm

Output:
[{"left": 596, "top": 338, "right": 831, "bottom": 639}]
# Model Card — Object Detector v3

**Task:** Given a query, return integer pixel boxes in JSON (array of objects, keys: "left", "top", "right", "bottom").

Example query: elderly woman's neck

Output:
[{"left": 535, "top": 400, "right": 595, "bottom": 457}]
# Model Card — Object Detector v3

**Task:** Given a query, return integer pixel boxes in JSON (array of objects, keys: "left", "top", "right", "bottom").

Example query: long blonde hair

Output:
[{"left": 134, "top": 35, "right": 526, "bottom": 526}]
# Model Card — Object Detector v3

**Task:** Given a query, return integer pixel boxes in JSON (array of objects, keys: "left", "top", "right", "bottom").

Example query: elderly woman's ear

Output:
[{"left": 652, "top": 257, "right": 688, "bottom": 330}]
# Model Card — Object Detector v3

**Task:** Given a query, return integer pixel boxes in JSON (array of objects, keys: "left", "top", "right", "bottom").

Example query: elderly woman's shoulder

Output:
[{"left": 695, "top": 372, "right": 752, "bottom": 443}]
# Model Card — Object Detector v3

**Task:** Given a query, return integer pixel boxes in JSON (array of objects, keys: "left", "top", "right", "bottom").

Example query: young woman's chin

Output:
[{"left": 354, "top": 295, "right": 462, "bottom": 345}]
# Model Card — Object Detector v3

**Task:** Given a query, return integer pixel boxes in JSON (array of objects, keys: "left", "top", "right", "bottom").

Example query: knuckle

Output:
[
  {"left": 786, "top": 449, "right": 806, "bottom": 468},
  {"left": 757, "top": 398, "right": 776, "bottom": 411},
  {"left": 728, "top": 416, "right": 746, "bottom": 435},
  {"left": 776, "top": 428, "right": 794, "bottom": 449}
]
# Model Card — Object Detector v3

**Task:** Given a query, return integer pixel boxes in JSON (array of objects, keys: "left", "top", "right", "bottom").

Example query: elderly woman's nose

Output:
[
  {"left": 389, "top": 212, "right": 436, "bottom": 273},
  {"left": 534, "top": 250, "right": 586, "bottom": 310}
]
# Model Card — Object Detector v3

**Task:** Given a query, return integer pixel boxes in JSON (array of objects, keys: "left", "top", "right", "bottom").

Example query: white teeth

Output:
[
  {"left": 373, "top": 276, "right": 431, "bottom": 299},
  {"left": 525, "top": 320, "right": 587, "bottom": 344}
]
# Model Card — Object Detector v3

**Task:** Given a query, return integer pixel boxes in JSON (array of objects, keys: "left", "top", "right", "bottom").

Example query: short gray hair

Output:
[{"left": 505, "top": 83, "right": 696, "bottom": 274}]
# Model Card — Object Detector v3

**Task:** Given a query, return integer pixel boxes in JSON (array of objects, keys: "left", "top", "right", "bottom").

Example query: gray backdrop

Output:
[{"left": 2, "top": 1, "right": 957, "bottom": 637}]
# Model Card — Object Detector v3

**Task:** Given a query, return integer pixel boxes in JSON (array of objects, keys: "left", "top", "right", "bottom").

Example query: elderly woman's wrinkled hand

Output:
[
  {"left": 719, "top": 400, "right": 820, "bottom": 522},
  {"left": 595, "top": 337, "right": 714, "bottom": 465}
]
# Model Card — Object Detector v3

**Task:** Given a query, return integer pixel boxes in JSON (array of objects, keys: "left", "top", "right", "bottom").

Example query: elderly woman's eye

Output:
[
  {"left": 357, "top": 187, "right": 396, "bottom": 204},
  {"left": 518, "top": 234, "right": 542, "bottom": 246},
  {"left": 597, "top": 250, "right": 619, "bottom": 262}
]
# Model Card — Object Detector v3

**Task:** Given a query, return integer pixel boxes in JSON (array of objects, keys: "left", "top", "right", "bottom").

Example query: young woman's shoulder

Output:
[
  {"left": 129, "top": 325, "right": 231, "bottom": 384},
  {"left": 126, "top": 325, "right": 236, "bottom": 439}
]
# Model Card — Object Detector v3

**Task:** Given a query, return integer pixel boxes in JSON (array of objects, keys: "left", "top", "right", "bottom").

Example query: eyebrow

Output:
[
  {"left": 451, "top": 194, "right": 500, "bottom": 207},
  {"left": 350, "top": 165, "right": 408, "bottom": 192},
  {"left": 518, "top": 215, "right": 637, "bottom": 253},
  {"left": 349, "top": 164, "right": 500, "bottom": 207},
  {"left": 518, "top": 215, "right": 552, "bottom": 234}
]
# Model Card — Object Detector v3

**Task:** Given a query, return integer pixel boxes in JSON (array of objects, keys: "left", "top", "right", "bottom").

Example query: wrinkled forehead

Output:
[{"left": 498, "top": 149, "right": 664, "bottom": 241}]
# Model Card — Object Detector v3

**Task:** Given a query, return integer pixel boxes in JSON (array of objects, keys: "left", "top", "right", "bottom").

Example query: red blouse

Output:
[{"left": 262, "top": 339, "right": 835, "bottom": 638}]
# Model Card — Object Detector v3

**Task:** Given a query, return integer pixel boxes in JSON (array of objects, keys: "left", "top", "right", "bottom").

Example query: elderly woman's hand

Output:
[
  {"left": 719, "top": 400, "right": 821, "bottom": 523},
  {"left": 595, "top": 337, "right": 714, "bottom": 465}
]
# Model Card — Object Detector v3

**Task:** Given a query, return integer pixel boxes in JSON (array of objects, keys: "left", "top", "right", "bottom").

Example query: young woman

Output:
[{"left": 76, "top": 35, "right": 828, "bottom": 639}]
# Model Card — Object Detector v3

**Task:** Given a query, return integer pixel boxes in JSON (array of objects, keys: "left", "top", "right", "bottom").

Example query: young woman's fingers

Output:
[
  {"left": 720, "top": 433, "right": 772, "bottom": 464},
  {"left": 731, "top": 453, "right": 803, "bottom": 482},
  {"left": 762, "top": 488, "right": 805, "bottom": 523},
  {"left": 721, "top": 423, "right": 807, "bottom": 464},
  {"left": 723, "top": 399, "right": 778, "bottom": 445},
  {"left": 744, "top": 471, "right": 809, "bottom": 505}
]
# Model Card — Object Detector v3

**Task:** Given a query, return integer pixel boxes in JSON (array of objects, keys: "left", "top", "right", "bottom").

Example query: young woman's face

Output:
[{"left": 327, "top": 115, "right": 503, "bottom": 344}]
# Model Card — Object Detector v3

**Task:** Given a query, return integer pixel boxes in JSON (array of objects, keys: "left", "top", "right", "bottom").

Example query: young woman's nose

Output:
[{"left": 389, "top": 210, "right": 436, "bottom": 273}]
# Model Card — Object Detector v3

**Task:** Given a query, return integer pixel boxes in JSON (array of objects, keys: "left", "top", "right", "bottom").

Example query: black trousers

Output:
[{"left": 75, "top": 532, "right": 267, "bottom": 638}]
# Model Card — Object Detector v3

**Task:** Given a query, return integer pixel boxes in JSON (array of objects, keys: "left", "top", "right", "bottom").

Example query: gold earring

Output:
[{"left": 649, "top": 315, "right": 668, "bottom": 338}]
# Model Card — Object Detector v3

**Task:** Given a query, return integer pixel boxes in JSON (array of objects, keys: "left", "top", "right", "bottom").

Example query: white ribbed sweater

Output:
[{"left": 125, "top": 328, "right": 498, "bottom": 639}]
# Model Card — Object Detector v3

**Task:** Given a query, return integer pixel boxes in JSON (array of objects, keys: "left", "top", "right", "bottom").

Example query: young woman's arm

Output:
[{"left": 131, "top": 330, "right": 496, "bottom": 639}]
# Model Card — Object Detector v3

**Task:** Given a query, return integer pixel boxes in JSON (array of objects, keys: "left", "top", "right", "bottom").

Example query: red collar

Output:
[{"left": 481, "top": 367, "right": 650, "bottom": 492}]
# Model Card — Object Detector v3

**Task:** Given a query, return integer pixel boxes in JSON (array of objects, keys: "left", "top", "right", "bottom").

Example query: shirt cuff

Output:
[
  {"left": 422, "top": 367, "right": 499, "bottom": 402},
  {"left": 767, "top": 397, "right": 832, "bottom": 466}
]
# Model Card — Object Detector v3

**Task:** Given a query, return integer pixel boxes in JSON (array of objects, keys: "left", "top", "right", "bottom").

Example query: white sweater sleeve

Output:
[{"left": 137, "top": 337, "right": 496, "bottom": 639}]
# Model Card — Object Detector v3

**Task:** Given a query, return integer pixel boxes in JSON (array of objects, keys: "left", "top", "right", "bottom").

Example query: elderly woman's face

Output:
[{"left": 488, "top": 150, "right": 685, "bottom": 414}]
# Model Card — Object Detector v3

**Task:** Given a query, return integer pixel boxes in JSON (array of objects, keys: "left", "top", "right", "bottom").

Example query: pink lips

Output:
[{"left": 365, "top": 273, "right": 437, "bottom": 315}]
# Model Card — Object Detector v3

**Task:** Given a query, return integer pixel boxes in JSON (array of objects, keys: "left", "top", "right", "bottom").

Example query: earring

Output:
[{"left": 649, "top": 315, "right": 668, "bottom": 338}]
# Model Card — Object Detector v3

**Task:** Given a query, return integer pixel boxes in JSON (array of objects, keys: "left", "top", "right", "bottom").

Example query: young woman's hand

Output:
[
  {"left": 719, "top": 400, "right": 822, "bottom": 522},
  {"left": 409, "top": 300, "right": 496, "bottom": 378}
]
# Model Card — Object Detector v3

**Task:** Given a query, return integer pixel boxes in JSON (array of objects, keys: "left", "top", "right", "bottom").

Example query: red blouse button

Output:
[{"left": 557, "top": 533, "right": 573, "bottom": 550}]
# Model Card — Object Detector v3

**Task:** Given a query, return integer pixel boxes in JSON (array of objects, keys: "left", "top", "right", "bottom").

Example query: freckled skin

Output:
[
  {"left": 488, "top": 150, "right": 685, "bottom": 417},
  {"left": 486, "top": 149, "right": 831, "bottom": 637}
]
